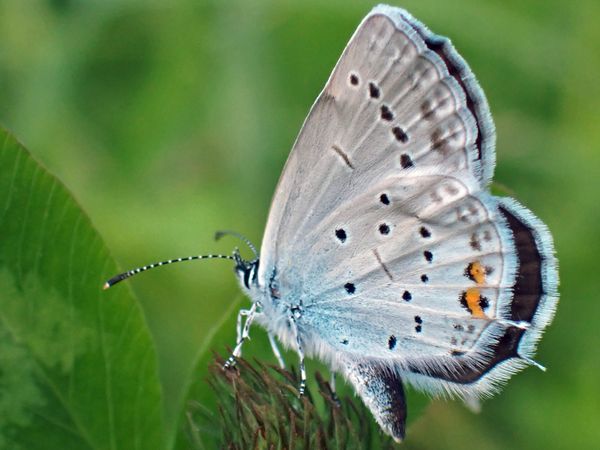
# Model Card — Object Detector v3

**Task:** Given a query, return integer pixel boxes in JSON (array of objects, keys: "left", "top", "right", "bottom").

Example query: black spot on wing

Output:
[
  {"left": 400, "top": 153, "right": 413, "bottom": 168},
  {"left": 414, "top": 316, "right": 423, "bottom": 333},
  {"left": 369, "top": 81, "right": 381, "bottom": 98},
  {"left": 335, "top": 228, "right": 347, "bottom": 243},
  {"left": 388, "top": 335, "right": 397, "bottom": 350},
  {"left": 470, "top": 233, "right": 482, "bottom": 251},
  {"left": 379, "top": 223, "right": 390, "bottom": 235},
  {"left": 392, "top": 127, "right": 409, "bottom": 143},
  {"left": 344, "top": 283, "right": 356, "bottom": 294},
  {"left": 380, "top": 105, "right": 394, "bottom": 121},
  {"left": 479, "top": 295, "right": 490, "bottom": 311}
]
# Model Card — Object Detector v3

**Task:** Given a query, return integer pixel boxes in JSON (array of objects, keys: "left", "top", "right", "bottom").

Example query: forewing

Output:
[{"left": 258, "top": 5, "right": 495, "bottom": 288}]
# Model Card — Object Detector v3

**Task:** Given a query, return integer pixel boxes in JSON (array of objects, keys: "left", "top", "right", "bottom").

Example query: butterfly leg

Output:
[
  {"left": 235, "top": 308, "right": 252, "bottom": 349},
  {"left": 297, "top": 343, "right": 306, "bottom": 397},
  {"left": 289, "top": 315, "right": 307, "bottom": 396},
  {"left": 224, "top": 302, "right": 258, "bottom": 369},
  {"left": 268, "top": 333, "right": 286, "bottom": 369}
]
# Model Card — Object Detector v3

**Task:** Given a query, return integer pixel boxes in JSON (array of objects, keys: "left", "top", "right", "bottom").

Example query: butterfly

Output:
[{"left": 105, "top": 4, "right": 558, "bottom": 442}]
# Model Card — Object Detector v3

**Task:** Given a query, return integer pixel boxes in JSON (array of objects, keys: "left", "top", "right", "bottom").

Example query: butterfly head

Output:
[{"left": 233, "top": 248, "right": 259, "bottom": 291}]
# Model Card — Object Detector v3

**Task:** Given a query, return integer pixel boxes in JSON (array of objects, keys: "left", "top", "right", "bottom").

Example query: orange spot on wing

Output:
[
  {"left": 469, "top": 261, "right": 486, "bottom": 284},
  {"left": 466, "top": 288, "right": 487, "bottom": 318}
]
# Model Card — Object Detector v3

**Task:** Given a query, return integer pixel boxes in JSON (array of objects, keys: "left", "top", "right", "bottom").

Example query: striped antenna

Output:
[
  {"left": 103, "top": 254, "right": 234, "bottom": 289},
  {"left": 215, "top": 230, "right": 259, "bottom": 258}
]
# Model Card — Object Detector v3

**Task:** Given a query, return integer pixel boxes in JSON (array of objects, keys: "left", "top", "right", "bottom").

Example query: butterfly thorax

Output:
[{"left": 235, "top": 259, "right": 304, "bottom": 351}]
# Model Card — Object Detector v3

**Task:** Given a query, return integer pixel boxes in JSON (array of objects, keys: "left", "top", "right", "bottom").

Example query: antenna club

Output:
[{"left": 214, "top": 230, "right": 259, "bottom": 258}]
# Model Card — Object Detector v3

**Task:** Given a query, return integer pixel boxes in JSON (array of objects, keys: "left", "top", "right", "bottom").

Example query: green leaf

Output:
[
  {"left": 0, "top": 127, "right": 165, "bottom": 449},
  {"left": 171, "top": 296, "right": 243, "bottom": 450}
]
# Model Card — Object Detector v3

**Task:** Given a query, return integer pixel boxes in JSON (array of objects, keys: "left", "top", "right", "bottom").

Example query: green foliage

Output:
[{"left": 0, "top": 127, "right": 165, "bottom": 448}]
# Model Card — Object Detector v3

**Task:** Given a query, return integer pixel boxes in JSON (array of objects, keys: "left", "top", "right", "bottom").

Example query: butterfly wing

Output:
[
  {"left": 259, "top": 5, "right": 494, "bottom": 286},
  {"left": 256, "top": 4, "right": 558, "bottom": 439}
]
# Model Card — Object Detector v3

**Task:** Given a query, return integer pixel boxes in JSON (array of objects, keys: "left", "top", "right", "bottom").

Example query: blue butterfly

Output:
[{"left": 106, "top": 5, "right": 558, "bottom": 442}]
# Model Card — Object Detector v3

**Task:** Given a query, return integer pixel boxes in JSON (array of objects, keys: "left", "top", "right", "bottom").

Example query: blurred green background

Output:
[{"left": 1, "top": 0, "right": 598, "bottom": 448}]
